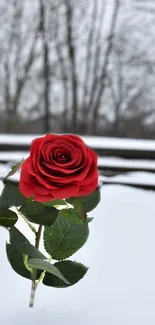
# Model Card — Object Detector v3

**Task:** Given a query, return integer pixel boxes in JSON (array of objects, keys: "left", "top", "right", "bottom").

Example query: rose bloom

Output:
[{"left": 19, "top": 134, "right": 98, "bottom": 202}]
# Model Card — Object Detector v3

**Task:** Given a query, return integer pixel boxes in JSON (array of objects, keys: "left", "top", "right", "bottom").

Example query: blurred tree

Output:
[
  {"left": 0, "top": 0, "right": 155, "bottom": 138},
  {"left": 46, "top": 0, "right": 120, "bottom": 133},
  {"left": 39, "top": 0, "right": 50, "bottom": 133},
  {"left": 105, "top": 33, "right": 155, "bottom": 136},
  {"left": 0, "top": 0, "right": 40, "bottom": 132},
  {"left": 102, "top": 2, "right": 155, "bottom": 138},
  {"left": 87, "top": 0, "right": 120, "bottom": 134}
]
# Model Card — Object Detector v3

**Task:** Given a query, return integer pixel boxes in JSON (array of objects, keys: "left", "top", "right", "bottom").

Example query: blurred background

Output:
[
  {"left": 0, "top": 0, "right": 155, "bottom": 138},
  {"left": 1, "top": 3, "right": 155, "bottom": 323}
]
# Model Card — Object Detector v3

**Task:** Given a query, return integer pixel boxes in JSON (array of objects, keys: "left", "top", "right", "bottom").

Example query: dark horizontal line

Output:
[
  {"left": 1, "top": 144, "right": 155, "bottom": 160},
  {"left": 98, "top": 166, "right": 155, "bottom": 174},
  {"left": 100, "top": 181, "right": 155, "bottom": 192}
]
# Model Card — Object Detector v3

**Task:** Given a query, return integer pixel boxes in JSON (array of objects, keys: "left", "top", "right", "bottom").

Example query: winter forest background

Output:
[{"left": 0, "top": 0, "right": 155, "bottom": 138}]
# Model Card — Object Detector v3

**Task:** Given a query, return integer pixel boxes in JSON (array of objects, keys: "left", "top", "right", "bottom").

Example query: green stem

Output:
[
  {"left": 29, "top": 225, "right": 42, "bottom": 308},
  {"left": 35, "top": 224, "right": 42, "bottom": 249}
]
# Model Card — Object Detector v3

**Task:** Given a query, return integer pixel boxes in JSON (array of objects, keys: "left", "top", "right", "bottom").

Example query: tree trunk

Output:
[
  {"left": 40, "top": 0, "right": 50, "bottom": 133},
  {"left": 65, "top": 0, "right": 78, "bottom": 132},
  {"left": 90, "top": 0, "right": 120, "bottom": 134}
]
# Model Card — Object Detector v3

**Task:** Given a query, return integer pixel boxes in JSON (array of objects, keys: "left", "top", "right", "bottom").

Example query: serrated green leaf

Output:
[
  {"left": 43, "top": 260, "right": 88, "bottom": 288},
  {"left": 6, "top": 227, "right": 47, "bottom": 279},
  {"left": 20, "top": 201, "right": 58, "bottom": 226},
  {"left": 42, "top": 199, "right": 67, "bottom": 207},
  {"left": 44, "top": 209, "right": 89, "bottom": 260},
  {"left": 9, "top": 227, "right": 46, "bottom": 259},
  {"left": 0, "top": 183, "right": 26, "bottom": 208},
  {"left": 66, "top": 198, "right": 87, "bottom": 222},
  {"left": 9, "top": 226, "right": 31, "bottom": 245},
  {"left": 5, "top": 159, "right": 24, "bottom": 179},
  {"left": 68, "top": 189, "right": 100, "bottom": 213},
  {"left": 6, "top": 243, "right": 46, "bottom": 280},
  {"left": 13, "top": 243, "right": 46, "bottom": 260},
  {"left": 0, "top": 209, "right": 18, "bottom": 228},
  {"left": 28, "top": 258, "right": 70, "bottom": 284},
  {"left": 6, "top": 243, "right": 32, "bottom": 279}
]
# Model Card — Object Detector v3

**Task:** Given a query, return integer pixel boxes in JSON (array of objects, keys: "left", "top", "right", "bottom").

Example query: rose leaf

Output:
[
  {"left": 0, "top": 209, "right": 18, "bottom": 228},
  {"left": 67, "top": 188, "right": 101, "bottom": 213},
  {"left": 6, "top": 243, "right": 46, "bottom": 280},
  {"left": 42, "top": 199, "right": 67, "bottom": 207},
  {"left": 9, "top": 226, "right": 30, "bottom": 245},
  {"left": 5, "top": 159, "right": 24, "bottom": 179},
  {"left": 43, "top": 260, "right": 88, "bottom": 288},
  {"left": 0, "top": 183, "right": 26, "bottom": 208},
  {"left": 6, "top": 227, "right": 47, "bottom": 280},
  {"left": 20, "top": 201, "right": 59, "bottom": 226},
  {"left": 43, "top": 209, "right": 89, "bottom": 260},
  {"left": 28, "top": 258, "right": 70, "bottom": 284}
]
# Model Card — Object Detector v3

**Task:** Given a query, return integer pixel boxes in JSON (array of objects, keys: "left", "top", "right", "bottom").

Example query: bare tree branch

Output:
[
  {"left": 90, "top": 0, "right": 120, "bottom": 134},
  {"left": 64, "top": 0, "right": 78, "bottom": 130},
  {"left": 13, "top": 25, "right": 39, "bottom": 112},
  {"left": 4, "top": 57, "right": 11, "bottom": 115},
  {"left": 82, "top": 0, "right": 99, "bottom": 112},
  {"left": 89, "top": 0, "right": 107, "bottom": 109},
  {"left": 52, "top": 3, "right": 69, "bottom": 125},
  {"left": 39, "top": 0, "right": 51, "bottom": 133}
]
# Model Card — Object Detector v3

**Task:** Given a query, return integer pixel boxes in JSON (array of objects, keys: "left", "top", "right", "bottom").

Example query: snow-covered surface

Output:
[
  {"left": 84, "top": 136, "right": 155, "bottom": 151},
  {"left": 1, "top": 161, "right": 155, "bottom": 187},
  {"left": 98, "top": 156, "right": 155, "bottom": 170},
  {"left": 1, "top": 134, "right": 155, "bottom": 151},
  {"left": 2, "top": 158, "right": 155, "bottom": 187},
  {"left": 0, "top": 184, "right": 155, "bottom": 324},
  {"left": 0, "top": 163, "right": 11, "bottom": 177},
  {"left": 0, "top": 152, "right": 29, "bottom": 161},
  {"left": 100, "top": 172, "right": 155, "bottom": 186},
  {"left": 1, "top": 153, "right": 155, "bottom": 173},
  {"left": 1, "top": 136, "right": 155, "bottom": 323},
  {"left": 0, "top": 134, "right": 35, "bottom": 145}
]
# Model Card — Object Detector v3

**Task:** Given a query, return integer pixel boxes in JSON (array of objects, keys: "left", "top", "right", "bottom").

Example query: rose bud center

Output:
[{"left": 52, "top": 148, "right": 70, "bottom": 163}]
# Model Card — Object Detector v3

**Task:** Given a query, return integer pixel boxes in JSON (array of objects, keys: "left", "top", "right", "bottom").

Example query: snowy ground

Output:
[
  {"left": 2, "top": 160, "right": 155, "bottom": 191},
  {"left": 1, "top": 133, "right": 155, "bottom": 151},
  {"left": 0, "top": 181, "right": 155, "bottom": 325},
  {"left": 0, "top": 134, "right": 155, "bottom": 324}
]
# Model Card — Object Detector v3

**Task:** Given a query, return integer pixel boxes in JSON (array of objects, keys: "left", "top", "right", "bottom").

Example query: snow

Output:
[
  {"left": 0, "top": 182, "right": 155, "bottom": 324},
  {"left": 1, "top": 134, "right": 155, "bottom": 151},
  {"left": 98, "top": 156, "right": 155, "bottom": 170},
  {"left": 1, "top": 134, "right": 155, "bottom": 324},
  {"left": 0, "top": 151, "right": 155, "bottom": 175},
  {"left": 1, "top": 153, "right": 155, "bottom": 173},
  {"left": 100, "top": 172, "right": 155, "bottom": 186},
  {"left": 84, "top": 136, "right": 155, "bottom": 151},
  {"left": 0, "top": 152, "right": 28, "bottom": 161},
  {"left": 0, "top": 134, "right": 37, "bottom": 145},
  {"left": 1, "top": 160, "right": 155, "bottom": 189}
]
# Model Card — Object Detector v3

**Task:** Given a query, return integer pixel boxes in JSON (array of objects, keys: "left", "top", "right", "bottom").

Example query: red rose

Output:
[{"left": 19, "top": 134, "right": 98, "bottom": 202}]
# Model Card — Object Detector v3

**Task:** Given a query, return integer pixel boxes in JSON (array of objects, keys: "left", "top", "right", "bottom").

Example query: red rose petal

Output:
[
  {"left": 78, "top": 179, "right": 98, "bottom": 197},
  {"left": 19, "top": 133, "right": 99, "bottom": 202},
  {"left": 19, "top": 181, "right": 33, "bottom": 198},
  {"left": 30, "top": 137, "right": 43, "bottom": 158},
  {"left": 51, "top": 184, "right": 79, "bottom": 199},
  {"left": 33, "top": 193, "right": 55, "bottom": 202}
]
